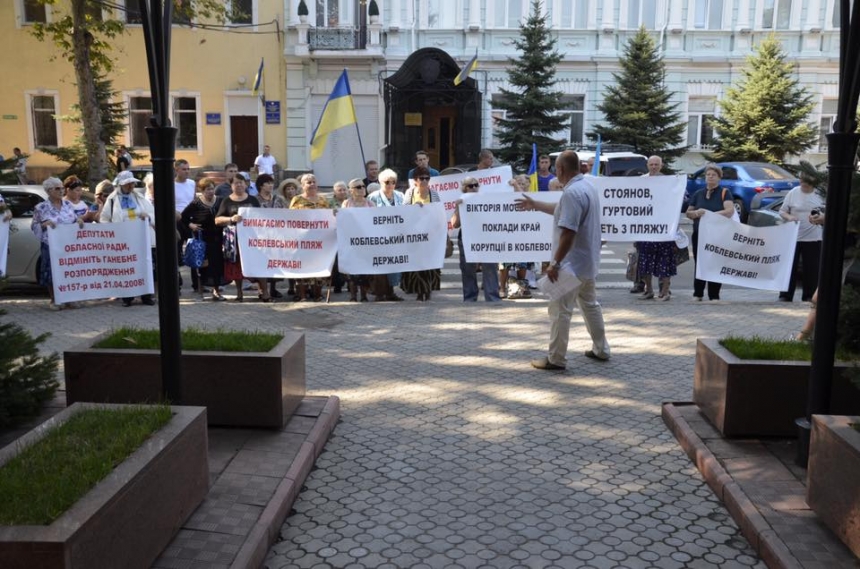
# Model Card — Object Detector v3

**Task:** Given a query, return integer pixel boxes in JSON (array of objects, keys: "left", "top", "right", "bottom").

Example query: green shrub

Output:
[
  {"left": 93, "top": 327, "right": 282, "bottom": 352},
  {"left": 0, "top": 310, "right": 60, "bottom": 429}
]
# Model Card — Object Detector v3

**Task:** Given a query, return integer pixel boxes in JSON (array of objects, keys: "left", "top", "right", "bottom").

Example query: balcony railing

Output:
[{"left": 309, "top": 26, "right": 367, "bottom": 50}]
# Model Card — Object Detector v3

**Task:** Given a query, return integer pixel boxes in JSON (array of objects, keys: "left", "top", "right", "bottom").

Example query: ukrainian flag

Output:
[
  {"left": 310, "top": 70, "right": 358, "bottom": 162},
  {"left": 527, "top": 143, "right": 539, "bottom": 192},
  {"left": 252, "top": 58, "right": 264, "bottom": 95},
  {"left": 454, "top": 51, "right": 478, "bottom": 86}
]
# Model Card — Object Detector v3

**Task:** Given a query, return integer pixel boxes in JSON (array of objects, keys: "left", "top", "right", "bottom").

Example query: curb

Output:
[
  {"left": 230, "top": 396, "right": 341, "bottom": 569},
  {"left": 661, "top": 402, "right": 803, "bottom": 569}
]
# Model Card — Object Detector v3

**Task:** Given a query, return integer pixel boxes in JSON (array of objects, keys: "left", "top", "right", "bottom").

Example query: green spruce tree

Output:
[
  {"left": 493, "top": 0, "right": 567, "bottom": 172},
  {"left": 590, "top": 27, "right": 687, "bottom": 168},
  {"left": 707, "top": 36, "right": 817, "bottom": 164},
  {"left": 42, "top": 73, "right": 129, "bottom": 182}
]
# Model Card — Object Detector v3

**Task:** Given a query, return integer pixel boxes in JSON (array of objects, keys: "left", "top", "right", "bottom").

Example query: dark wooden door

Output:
[
  {"left": 422, "top": 106, "right": 457, "bottom": 170},
  {"left": 230, "top": 116, "right": 258, "bottom": 171}
]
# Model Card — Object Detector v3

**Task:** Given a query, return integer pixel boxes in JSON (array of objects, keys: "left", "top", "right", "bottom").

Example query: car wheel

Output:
[{"left": 733, "top": 199, "right": 747, "bottom": 222}]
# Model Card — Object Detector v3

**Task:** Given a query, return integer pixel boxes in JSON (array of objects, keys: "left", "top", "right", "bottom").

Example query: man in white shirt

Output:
[
  {"left": 254, "top": 145, "right": 277, "bottom": 175},
  {"left": 173, "top": 159, "right": 196, "bottom": 214}
]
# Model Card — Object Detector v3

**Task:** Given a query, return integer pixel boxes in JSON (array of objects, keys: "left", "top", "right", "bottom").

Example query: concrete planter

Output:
[
  {"left": 0, "top": 403, "right": 208, "bottom": 569},
  {"left": 64, "top": 332, "right": 306, "bottom": 428},
  {"left": 693, "top": 338, "right": 860, "bottom": 437},
  {"left": 807, "top": 415, "right": 860, "bottom": 558}
]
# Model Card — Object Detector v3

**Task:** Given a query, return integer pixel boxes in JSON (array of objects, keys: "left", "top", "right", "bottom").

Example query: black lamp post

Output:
[
  {"left": 797, "top": 0, "right": 860, "bottom": 466},
  {"left": 139, "top": 1, "right": 182, "bottom": 403}
]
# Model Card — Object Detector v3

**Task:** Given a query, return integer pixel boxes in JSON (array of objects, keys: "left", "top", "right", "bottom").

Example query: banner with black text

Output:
[
  {"left": 337, "top": 203, "right": 448, "bottom": 274},
  {"left": 49, "top": 221, "right": 154, "bottom": 303},
  {"left": 695, "top": 211, "right": 798, "bottom": 291},
  {"left": 429, "top": 165, "right": 515, "bottom": 222},
  {"left": 237, "top": 207, "right": 337, "bottom": 278},
  {"left": 593, "top": 175, "right": 686, "bottom": 241}
]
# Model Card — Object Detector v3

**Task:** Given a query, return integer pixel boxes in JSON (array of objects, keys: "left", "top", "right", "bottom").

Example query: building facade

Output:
[{"left": 0, "top": 1, "right": 842, "bottom": 185}]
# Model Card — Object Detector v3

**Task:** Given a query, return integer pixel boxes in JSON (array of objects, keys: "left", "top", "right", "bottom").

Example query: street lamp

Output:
[
  {"left": 139, "top": 1, "right": 182, "bottom": 403},
  {"left": 797, "top": 0, "right": 860, "bottom": 466}
]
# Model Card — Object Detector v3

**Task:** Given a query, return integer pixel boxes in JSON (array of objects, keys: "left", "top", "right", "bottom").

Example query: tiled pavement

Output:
[{"left": 0, "top": 242, "right": 851, "bottom": 568}]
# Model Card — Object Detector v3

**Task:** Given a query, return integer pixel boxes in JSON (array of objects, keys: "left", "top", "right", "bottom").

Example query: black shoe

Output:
[
  {"left": 122, "top": 299, "right": 133, "bottom": 307},
  {"left": 271, "top": 289, "right": 283, "bottom": 298},
  {"left": 141, "top": 296, "right": 155, "bottom": 306},
  {"left": 629, "top": 285, "right": 644, "bottom": 294}
]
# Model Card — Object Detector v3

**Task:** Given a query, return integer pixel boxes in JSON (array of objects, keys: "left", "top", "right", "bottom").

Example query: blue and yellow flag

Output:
[
  {"left": 252, "top": 58, "right": 264, "bottom": 95},
  {"left": 454, "top": 51, "right": 478, "bottom": 86},
  {"left": 592, "top": 134, "right": 601, "bottom": 176},
  {"left": 527, "top": 143, "right": 538, "bottom": 192},
  {"left": 310, "top": 70, "right": 358, "bottom": 162}
]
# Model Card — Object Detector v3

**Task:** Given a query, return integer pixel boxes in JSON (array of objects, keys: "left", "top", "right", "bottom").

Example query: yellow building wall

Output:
[{"left": 0, "top": 2, "right": 286, "bottom": 180}]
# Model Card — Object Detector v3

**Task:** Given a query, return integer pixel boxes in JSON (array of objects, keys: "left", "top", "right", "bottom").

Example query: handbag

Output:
[
  {"left": 445, "top": 236, "right": 454, "bottom": 258},
  {"left": 674, "top": 245, "right": 691, "bottom": 266},
  {"left": 222, "top": 225, "right": 238, "bottom": 263},
  {"left": 625, "top": 249, "right": 639, "bottom": 281},
  {"left": 183, "top": 231, "right": 207, "bottom": 269}
]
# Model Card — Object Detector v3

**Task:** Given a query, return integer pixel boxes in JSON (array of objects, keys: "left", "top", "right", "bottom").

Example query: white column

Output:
[
  {"left": 468, "top": 0, "right": 481, "bottom": 29},
  {"left": 736, "top": 0, "right": 751, "bottom": 31},
  {"left": 601, "top": 0, "right": 615, "bottom": 30},
  {"left": 668, "top": 0, "right": 683, "bottom": 31},
  {"left": 389, "top": 0, "right": 401, "bottom": 28}
]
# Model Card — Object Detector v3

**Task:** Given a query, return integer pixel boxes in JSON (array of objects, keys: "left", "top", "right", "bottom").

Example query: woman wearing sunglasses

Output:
[
  {"left": 401, "top": 167, "right": 442, "bottom": 301},
  {"left": 451, "top": 177, "right": 501, "bottom": 302}
]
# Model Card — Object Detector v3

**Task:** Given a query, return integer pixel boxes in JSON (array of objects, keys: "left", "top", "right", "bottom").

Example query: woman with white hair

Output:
[
  {"left": 100, "top": 170, "right": 157, "bottom": 307},
  {"left": 31, "top": 177, "right": 85, "bottom": 310}
]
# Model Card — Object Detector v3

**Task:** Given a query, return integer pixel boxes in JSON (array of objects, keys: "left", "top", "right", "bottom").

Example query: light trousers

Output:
[{"left": 547, "top": 278, "right": 610, "bottom": 366}]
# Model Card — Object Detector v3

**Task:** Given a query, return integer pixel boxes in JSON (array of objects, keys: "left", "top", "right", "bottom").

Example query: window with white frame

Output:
[
  {"left": 30, "top": 94, "right": 58, "bottom": 147},
  {"left": 831, "top": 1, "right": 841, "bottom": 27},
  {"left": 818, "top": 99, "right": 838, "bottom": 151},
  {"left": 553, "top": 96, "right": 585, "bottom": 145},
  {"left": 560, "top": 0, "right": 589, "bottom": 29},
  {"left": 427, "top": 0, "right": 455, "bottom": 28},
  {"left": 490, "top": 109, "right": 507, "bottom": 148},
  {"left": 687, "top": 97, "right": 716, "bottom": 150},
  {"left": 173, "top": 97, "right": 198, "bottom": 149},
  {"left": 693, "top": 0, "right": 723, "bottom": 29},
  {"left": 627, "top": 0, "right": 657, "bottom": 29},
  {"left": 230, "top": 0, "right": 253, "bottom": 24},
  {"left": 128, "top": 96, "right": 151, "bottom": 148},
  {"left": 316, "top": 0, "right": 341, "bottom": 27},
  {"left": 124, "top": 0, "right": 143, "bottom": 24},
  {"left": 494, "top": 0, "right": 523, "bottom": 28},
  {"left": 22, "top": 0, "right": 47, "bottom": 23},
  {"left": 761, "top": 0, "right": 792, "bottom": 29}
]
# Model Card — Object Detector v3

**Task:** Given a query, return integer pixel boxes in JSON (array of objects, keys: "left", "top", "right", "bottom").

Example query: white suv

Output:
[{"left": 549, "top": 150, "right": 647, "bottom": 177}]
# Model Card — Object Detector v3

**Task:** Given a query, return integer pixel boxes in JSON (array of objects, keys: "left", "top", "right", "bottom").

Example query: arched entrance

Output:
[{"left": 384, "top": 48, "right": 482, "bottom": 175}]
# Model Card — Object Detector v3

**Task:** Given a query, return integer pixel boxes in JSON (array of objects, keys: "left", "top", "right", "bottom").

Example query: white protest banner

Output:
[
  {"left": 430, "top": 165, "right": 515, "bottom": 222},
  {"left": 458, "top": 193, "right": 555, "bottom": 263},
  {"left": 695, "top": 211, "right": 798, "bottom": 291},
  {"left": 594, "top": 175, "right": 686, "bottom": 241},
  {"left": 337, "top": 203, "right": 447, "bottom": 275},
  {"left": 237, "top": 207, "right": 337, "bottom": 279},
  {"left": 49, "top": 221, "right": 154, "bottom": 303},
  {"left": 0, "top": 222, "right": 9, "bottom": 278}
]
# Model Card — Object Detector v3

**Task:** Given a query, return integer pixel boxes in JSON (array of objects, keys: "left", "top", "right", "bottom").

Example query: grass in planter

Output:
[
  {"left": 720, "top": 335, "right": 860, "bottom": 361},
  {"left": 93, "top": 327, "right": 282, "bottom": 352},
  {"left": 0, "top": 404, "right": 172, "bottom": 525}
]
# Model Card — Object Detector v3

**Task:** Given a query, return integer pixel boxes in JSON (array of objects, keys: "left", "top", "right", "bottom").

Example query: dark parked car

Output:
[{"left": 686, "top": 162, "right": 797, "bottom": 221}]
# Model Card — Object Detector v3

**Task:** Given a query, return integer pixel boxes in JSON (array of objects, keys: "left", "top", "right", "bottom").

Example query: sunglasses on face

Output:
[
  {"left": 350, "top": 185, "right": 365, "bottom": 189},
  {"left": 465, "top": 183, "right": 479, "bottom": 189},
  {"left": 384, "top": 180, "right": 396, "bottom": 185},
  {"left": 417, "top": 176, "right": 431, "bottom": 181}
]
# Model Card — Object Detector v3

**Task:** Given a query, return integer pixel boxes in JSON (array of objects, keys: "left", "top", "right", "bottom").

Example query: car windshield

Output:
[
  {"left": 607, "top": 157, "right": 647, "bottom": 176},
  {"left": 743, "top": 164, "right": 794, "bottom": 180}
]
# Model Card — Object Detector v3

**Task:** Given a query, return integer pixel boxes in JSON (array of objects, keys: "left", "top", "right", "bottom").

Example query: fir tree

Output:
[
  {"left": 493, "top": 0, "right": 567, "bottom": 172},
  {"left": 42, "top": 74, "right": 129, "bottom": 182},
  {"left": 707, "top": 36, "right": 817, "bottom": 164},
  {"left": 590, "top": 27, "right": 687, "bottom": 168}
]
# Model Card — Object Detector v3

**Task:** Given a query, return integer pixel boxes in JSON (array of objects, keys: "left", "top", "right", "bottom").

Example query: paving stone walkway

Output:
[{"left": 1, "top": 247, "right": 816, "bottom": 568}]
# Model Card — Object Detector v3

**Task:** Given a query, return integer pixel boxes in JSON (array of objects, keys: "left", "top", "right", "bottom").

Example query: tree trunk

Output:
[{"left": 71, "top": 0, "right": 109, "bottom": 189}]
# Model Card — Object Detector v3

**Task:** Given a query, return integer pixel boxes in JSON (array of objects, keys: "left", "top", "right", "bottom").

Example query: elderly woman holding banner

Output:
[
  {"left": 341, "top": 178, "right": 375, "bottom": 301},
  {"left": 367, "top": 169, "right": 406, "bottom": 301},
  {"left": 685, "top": 163, "right": 735, "bottom": 302},
  {"left": 451, "top": 176, "right": 501, "bottom": 302},
  {"left": 289, "top": 173, "right": 331, "bottom": 302},
  {"left": 401, "top": 166, "right": 442, "bottom": 301}
]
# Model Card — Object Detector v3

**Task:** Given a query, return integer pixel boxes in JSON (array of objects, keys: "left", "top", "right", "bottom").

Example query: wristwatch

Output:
[{"left": 551, "top": 260, "right": 562, "bottom": 269}]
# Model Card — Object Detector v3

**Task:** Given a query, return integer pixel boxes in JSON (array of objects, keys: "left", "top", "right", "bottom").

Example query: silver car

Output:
[{"left": 1, "top": 185, "right": 50, "bottom": 284}]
